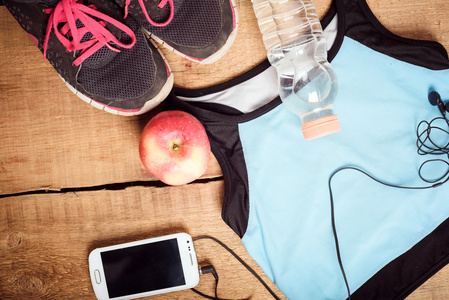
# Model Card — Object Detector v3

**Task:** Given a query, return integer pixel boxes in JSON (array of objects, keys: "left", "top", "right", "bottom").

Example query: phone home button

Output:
[{"left": 94, "top": 269, "right": 102, "bottom": 284}]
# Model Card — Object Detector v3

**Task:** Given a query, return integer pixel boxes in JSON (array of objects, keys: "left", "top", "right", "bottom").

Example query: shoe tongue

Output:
[{"left": 78, "top": 19, "right": 126, "bottom": 69}]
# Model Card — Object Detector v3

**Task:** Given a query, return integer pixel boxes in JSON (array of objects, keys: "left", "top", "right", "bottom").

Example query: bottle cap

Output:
[{"left": 301, "top": 115, "right": 340, "bottom": 140}]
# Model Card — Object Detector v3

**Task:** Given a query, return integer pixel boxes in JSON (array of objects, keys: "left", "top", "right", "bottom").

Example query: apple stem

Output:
[{"left": 172, "top": 144, "right": 180, "bottom": 152}]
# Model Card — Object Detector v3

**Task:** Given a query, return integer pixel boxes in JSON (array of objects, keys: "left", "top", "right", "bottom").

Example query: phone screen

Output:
[{"left": 100, "top": 238, "right": 186, "bottom": 298}]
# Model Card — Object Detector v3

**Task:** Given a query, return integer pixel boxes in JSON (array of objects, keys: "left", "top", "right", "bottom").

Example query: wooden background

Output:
[{"left": 1, "top": 0, "right": 449, "bottom": 299}]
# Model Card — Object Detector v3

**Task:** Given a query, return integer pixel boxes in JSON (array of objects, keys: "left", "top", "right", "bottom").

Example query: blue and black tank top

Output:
[{"left": 168, "top": 0, "right": 449, "bottom": 298}]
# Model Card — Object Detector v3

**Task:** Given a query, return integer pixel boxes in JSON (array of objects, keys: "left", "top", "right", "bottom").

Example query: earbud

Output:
[{"left": 428, "top": 91, "right": 449, "bottom": 117}]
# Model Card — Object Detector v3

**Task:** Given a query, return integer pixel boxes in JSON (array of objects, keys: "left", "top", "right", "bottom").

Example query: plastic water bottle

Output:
[{"left": 252, "top": 0, "right": 340, "bottom": 140}]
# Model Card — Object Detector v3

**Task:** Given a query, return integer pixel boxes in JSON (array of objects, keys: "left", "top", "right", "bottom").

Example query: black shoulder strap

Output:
[
  {"left": 338, "top": 0, "right": 449, "bottom": 70},
  {"left": 165, "top": 93, "right": 251, "bottom": 238}
]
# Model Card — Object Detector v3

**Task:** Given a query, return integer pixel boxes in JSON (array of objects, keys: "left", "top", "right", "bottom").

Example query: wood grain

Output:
[
  {"left": 0, "top": 0, "right": 331, "bottom": 194},
  {"left": 1, "top": 0, "right": 449, "bottom": 194},
  {"left": 0, "top": 181, "right": 284, "bottom": 299},
  {"left": 2, "top": 0, "right": 449, "bottom": 299}
]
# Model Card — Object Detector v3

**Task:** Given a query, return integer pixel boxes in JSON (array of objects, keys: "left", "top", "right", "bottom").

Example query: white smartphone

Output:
[{"left": 88, "top": 233, "right": 200, "bottom": 300}]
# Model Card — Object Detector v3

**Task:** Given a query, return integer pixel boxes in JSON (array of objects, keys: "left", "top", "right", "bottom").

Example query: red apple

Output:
[{"left": 139, "top": 110, "right": 211, "bottom": 185}]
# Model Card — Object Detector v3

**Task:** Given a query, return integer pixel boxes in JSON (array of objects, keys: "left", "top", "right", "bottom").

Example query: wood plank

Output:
[
  {"left": 0, "top": 181, "right": 285, "bottom": 299},
  {"left": 0, "top": 0, "right": 329, "bottom": 195},
  {"left": 1, "top": 181, "right": 449, "bottom": 299},
  {"left": 1, "top": 0, "right": 449, "bottom": 194}
]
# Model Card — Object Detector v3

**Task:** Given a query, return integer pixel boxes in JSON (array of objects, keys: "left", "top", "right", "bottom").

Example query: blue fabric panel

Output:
[{"left": 239, "top": 37, "right": 449, "bottom": 300}]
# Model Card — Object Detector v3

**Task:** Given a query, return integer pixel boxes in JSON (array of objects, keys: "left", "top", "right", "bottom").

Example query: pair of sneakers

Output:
[{"left": 4, "top": 0, "right": 238, "bottom": 115}]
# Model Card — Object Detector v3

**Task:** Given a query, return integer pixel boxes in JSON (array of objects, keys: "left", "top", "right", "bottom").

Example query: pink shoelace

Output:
[
  {"left": 124, "top": 0, "right": 174, "bottom": 27},
  {"left": 43, "top": 0, "right": 137, "bottom": 67}
]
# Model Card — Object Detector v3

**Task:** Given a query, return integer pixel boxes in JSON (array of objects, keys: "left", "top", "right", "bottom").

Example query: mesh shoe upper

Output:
[
  {"left": 4, "top": 0, "right": 173, "bottom": 115},
  {"left": 116, "top": 0, "right": 238, "bottom": 63}
]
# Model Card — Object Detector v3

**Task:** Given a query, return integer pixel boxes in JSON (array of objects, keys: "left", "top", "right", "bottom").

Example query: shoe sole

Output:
[
  {"left": 60, "top": 40, "right": 174, "bottom": 116},
  {"left": 143, "top": 0, "right": 239, "bottom": 64}
]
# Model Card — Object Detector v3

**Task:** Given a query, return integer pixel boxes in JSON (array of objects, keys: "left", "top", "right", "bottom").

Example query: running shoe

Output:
[
  {"left": 3, "top": 0, "right": 173, "bottom": 115},
  {"left": 115, "top": 0, "right": 239, "bottom": 64}
]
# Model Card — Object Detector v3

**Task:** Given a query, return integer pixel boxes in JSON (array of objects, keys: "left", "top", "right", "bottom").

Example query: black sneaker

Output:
[
  {"left": 4, "top": 0, "right": 173, "bottom": 115},
  {"left": 116, "top": 0, "right": 239, "bottom": 64}
]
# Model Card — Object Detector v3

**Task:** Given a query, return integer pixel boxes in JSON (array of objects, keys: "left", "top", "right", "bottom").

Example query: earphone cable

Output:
[
  {"left": 329, "top": 113, "right": 449, "bottom": 300},
  {"left": 192, "top": 236, "right": 281, "bottom": 300}
]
